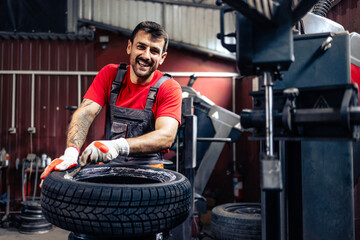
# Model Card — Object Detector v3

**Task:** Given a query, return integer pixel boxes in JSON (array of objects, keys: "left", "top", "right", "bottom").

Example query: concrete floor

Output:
[
  {"left": 0, "top": 226, "right": 70, "bottom": 240},
  {"left": 0, "top": 226, "right": 213, "bottom": 240},
  {"left": 0, "top": 216, "right": 213, "bottom": 240}
]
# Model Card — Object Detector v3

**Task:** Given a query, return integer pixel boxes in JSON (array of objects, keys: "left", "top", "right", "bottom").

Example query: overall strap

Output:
[
  {"left": 144, "top": 73, "right": 172, "bottom": 110},
  {"left": 109, "top": 63, "right": 127, "bottom": 105},
  {"left": 106, "top": 63, "right": 127, "bottom": 140}
]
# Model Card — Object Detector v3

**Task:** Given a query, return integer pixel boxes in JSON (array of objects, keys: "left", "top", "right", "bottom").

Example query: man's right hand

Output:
[{"left": 40, "top": 147, "right": 79, "bottom": 180}]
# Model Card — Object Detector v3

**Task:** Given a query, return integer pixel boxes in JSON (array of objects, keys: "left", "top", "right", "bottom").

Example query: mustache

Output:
[{"left": 136, "top": 56, "right": 153, "bottom": 66}]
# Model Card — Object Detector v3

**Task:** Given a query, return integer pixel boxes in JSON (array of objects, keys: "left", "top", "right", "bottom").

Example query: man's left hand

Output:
[{"left": 80, "top": 138, "right": 129, "bottom": 166}]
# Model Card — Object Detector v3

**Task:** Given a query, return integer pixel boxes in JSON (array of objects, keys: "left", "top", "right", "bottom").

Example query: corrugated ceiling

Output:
[{"left": 73, "top": 0, "right": 236, "bottom": 59}]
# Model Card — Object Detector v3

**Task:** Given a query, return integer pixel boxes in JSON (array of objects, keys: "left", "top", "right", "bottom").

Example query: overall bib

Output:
[{"left": 105, "top": 63, "right": 171, "bottom": 166}]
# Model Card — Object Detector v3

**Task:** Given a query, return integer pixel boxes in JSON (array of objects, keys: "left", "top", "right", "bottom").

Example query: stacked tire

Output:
[
  {"left": 19, "top": 201, "right": 53, "bottom": 234},
  {"left": 211, "top": 203, "right": 261, "bottom": 240},
  {"left": 41, "top": 165, "right": 192, "bottom": 238}
]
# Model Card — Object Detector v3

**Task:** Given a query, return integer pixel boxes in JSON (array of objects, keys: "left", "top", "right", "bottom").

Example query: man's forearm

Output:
[
  {"left": 126, "top": 130, "right": 174, "bottom": 154},
  {"left": 66, "top": 113, "right": 92, "bottom": 150},
  {"left": 126, "top": 116, "right": 178, "bottom": 154},
  {"left": 66, "top": 99, "right": 102, "bottom": 150}
]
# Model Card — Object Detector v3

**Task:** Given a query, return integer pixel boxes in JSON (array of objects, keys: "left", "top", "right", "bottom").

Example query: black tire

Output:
[
  {"left": 211, "top": 203, "right": 261, "bottom": 240},
  {"left": 41, "top": 165, "right": 192, "bottom": 238}
]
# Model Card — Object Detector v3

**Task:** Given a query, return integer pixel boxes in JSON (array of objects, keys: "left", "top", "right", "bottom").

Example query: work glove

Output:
[
  {"left": 80, "top": 138, "right": 129, "bottom": 166},
  {"left": 40, "top": 146, "right": 79, "bottom": 180}
]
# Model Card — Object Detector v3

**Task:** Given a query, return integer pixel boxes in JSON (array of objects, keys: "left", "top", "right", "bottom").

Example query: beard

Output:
[{"left": 131, "top": 56, "right": 156, "bottom": 79}]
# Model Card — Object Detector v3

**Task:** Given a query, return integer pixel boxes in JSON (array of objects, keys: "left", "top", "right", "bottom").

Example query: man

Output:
[{"left": 40, "top": 21, "right": 182, "bottom": 180}]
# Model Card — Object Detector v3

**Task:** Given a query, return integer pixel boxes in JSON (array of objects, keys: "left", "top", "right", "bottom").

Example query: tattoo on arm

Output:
[
  {"left": 66, "top": 99, "right": 102, "bottom": 149},
  {"left": 95, "top": 106, "right": 101, "bottom": 116}
]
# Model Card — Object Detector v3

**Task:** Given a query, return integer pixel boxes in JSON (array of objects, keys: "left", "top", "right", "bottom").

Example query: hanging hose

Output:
[
  {"left": 312, "top": 0, "right": 334, "bottom": 17},
  {"left": 32, "top": 157, "right": 39, "bottom": 201},
  {"left": 21, "top": 159, "right": 26, "bottom": 202}
]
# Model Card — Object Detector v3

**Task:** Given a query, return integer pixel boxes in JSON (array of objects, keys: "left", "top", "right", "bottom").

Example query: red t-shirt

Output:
[{"left": 84, "top": 64, "right": 182, "bottom": 124}]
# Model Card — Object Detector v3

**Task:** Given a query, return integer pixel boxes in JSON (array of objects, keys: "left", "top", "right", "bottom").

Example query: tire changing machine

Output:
[{"left": 218, "top": 0, "right": 360, "bottom": 239}]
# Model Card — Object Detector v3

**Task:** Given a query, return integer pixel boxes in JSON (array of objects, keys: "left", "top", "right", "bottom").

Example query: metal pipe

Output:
[
  {"left": 11, "top": 74, "right": 16, "bottom": 128},
  {"left": 28, "top": 73, "right": 36, "bottom": 134},
  {"left": 1, "top": 70, "right": 238, "bottom": 137},
  {"left": 263, "top": 71, "right": 274, "bottom": 156},
  {"left": 5, "top": 185, "right": 10, "bottom": 219},
  {"left": 31, "top": 74, "right": 35, "bottom": 129},
  {"left": 232, "top": 76, "right": 236, "bottom": 113},
  {"left": 91, "top": 0, "right": 94, "bottom": 21},
  {"left": 197, "top": 137, "right": 232, "bottom": 142},
  {"left": 9, "top": 74, "right": 16, "bottom": 134},
  {"left": 232, "top": 76, "right": 237, "bottom": 171},
  {"left": 134, "top": 0, "right": 221, "bottom": 9},
  {"left": 0, "top": 70, "right": 98, "bottom": 75},
  {"left": 162, "top": 2, "right": 166, "bottom": 30},
  {"left": 21, "top": 159, "right": 26, "bottom": 202},
  {"left": 77, "top": 74, "right": 82, "bottom": 106},
  {"left": 1, "top": 211, "right": 22, "bottom": 214},
  {"left": 79, "top": 0, "right": 83, "bottom": 19},
  {"left": 0, "top": 70, "right": 239, "bottom": 78}
]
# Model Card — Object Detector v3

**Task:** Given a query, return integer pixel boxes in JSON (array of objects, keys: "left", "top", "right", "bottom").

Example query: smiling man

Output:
[{"left": 40, "top": 21, "right": 182, "bottom": 179}]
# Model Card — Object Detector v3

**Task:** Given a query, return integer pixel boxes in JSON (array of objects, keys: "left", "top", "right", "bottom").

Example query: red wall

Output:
[
  {"left": 328, "top": 0, "right": 360, "bottom": 33},
  {"left": 0, "top": 37, "right": 96, "bottom": 209}
]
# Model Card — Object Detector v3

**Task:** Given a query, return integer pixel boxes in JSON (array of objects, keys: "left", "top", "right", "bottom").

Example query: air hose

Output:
[
  {"left": 32, "top": 157, "right": 39, "bottom": 201},
  {"left": 312, "top": 0, "right": 334, "bottom": 17}
]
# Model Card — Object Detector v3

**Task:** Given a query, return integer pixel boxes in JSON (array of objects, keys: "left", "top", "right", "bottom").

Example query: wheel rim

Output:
[
  {"left": 225, "top": 204, "right": 261, "bottom": 215},
  {"left": 74, "top": 166, "right": 177, "bottom": 184}
]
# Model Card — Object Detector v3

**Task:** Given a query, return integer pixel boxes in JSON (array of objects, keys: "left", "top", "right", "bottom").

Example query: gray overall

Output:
[{"left": 105, "top": 63, "right": 171, "bottom": 165}]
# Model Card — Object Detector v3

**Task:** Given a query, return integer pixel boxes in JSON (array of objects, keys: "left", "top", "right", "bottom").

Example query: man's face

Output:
[{"left": 127, "top": 30, "right": 167, "bottom": 81}]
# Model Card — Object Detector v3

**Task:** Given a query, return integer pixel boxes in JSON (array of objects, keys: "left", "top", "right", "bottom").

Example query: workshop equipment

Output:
[
  {"left": 181, "top": 86, "right": 242, "bottom": 195},
  {"left": 241, "top": 83, "right": 360, "bottom": 139},
  {"left": 20, "top": 153, "right": 53, "bottom": 234},
  {"left": 0, "top": 148, "right": 9, "bottom": 168},
  {"left": 0, "top": 148, "right": 10, "bottom": 227},
  {"left": 170, "top": 97, "right": 198, "bottom": 240},
  {"left": 218, "top": 0, "right": 312, "bottom": 238},
  {"left": 218, "top": 0, "right": 359, "bottom": 239},
  {"left": 240, "top": 31, "right": 360, "bottom": 240},
  {"left": 22, "top": 153, "right": 40, "bottom": 202},
  {"left": 19, "top": 201, "right": 53, "bottom": 234}
]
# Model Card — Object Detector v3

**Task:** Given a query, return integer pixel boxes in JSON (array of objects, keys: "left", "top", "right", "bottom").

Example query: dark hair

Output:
[{"left": 130, "top": 21, "right": 169, "bottom": 53}]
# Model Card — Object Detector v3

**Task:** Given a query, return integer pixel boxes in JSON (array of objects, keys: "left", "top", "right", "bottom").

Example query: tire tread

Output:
[{"left": 41, "top": 166, "right": 191, "bottom": 237}]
